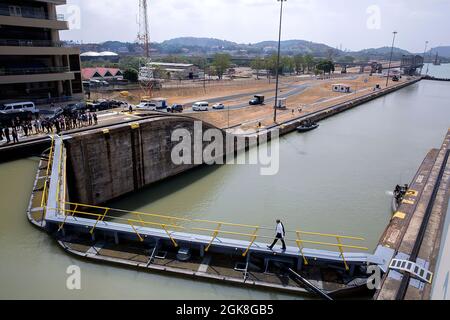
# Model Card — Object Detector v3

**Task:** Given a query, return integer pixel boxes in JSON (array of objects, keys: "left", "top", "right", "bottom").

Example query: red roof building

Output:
[{"left": 82, "top": 68, "right": 123, "bottom": 80}]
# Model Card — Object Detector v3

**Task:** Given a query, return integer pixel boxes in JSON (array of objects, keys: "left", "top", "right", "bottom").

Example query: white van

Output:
[
  {"left": 136, "top": 101, "right": 157, "bottom": 111},
  {"left": 192, "top": 101, "right": 209, "bottom": 111},
  {"left": 0, "top": 102, "right": 39, "bottom": 114}
]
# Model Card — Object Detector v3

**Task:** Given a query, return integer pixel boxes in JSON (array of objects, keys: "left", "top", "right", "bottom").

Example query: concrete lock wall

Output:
[{"left": 65, "top": 116, "right": 253, "bottom": 205}]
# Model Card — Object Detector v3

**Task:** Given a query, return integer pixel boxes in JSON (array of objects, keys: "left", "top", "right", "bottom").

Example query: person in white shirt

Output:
[{"left": 268, "top": 219, "right": 286, "bottom": 251}]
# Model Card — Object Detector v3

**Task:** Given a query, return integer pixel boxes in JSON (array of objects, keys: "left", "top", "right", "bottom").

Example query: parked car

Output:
[
  {"left": 136, "top": 102, "right": 157, "bottom": 111},
  {"left": 0, "top": 110, "right": 34, "bottom": 127},
  {"left": 0, "top": 101, "right": 39, "bottom": 114},
  {"left": 212, "top": 103, "right": 225, "bottom": 110},
  {"left": 192, "top": 101, "right": 209, "bottom": 111},
  {"left": 167, "top": 104, "right": 184, "bottom": 113}
]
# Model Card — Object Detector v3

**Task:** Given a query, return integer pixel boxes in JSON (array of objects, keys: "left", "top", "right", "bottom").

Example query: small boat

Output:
[{"left": 297, "top": 122, "right": 319, "bottom": 132}]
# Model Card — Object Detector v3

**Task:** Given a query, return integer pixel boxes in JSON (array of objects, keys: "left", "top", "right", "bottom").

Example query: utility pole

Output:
[
  {"left": 420, "top": 40, "right": 428, "bottom": 75},
  {"left": 227, "top": 105, "right": 230, "bottom": 130},
  {"left": 386, "top": 31, "right": 398, "bottom": 88},
  {"left": 273, "top": 0, "right": 286, "bottom": 123}
]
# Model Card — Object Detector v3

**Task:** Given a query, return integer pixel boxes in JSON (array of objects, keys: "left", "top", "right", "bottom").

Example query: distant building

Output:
[
  {"left": 142, "top": 62, "right": 200, "bottom": 80},
  {"left": 332, "top": 84, "right": 351, "bottom": 93},
  {"left": 401, "top": 55, "right": 424, "bottom": 75},
  {"left": 0, "top": 0, "right": 83, "bottom": 105},
  {"left": 82, "top": 68, "right": 124, "bottom": 81},
  {"left": 80, "top": 51, "right": 120, "bottom": 63}
]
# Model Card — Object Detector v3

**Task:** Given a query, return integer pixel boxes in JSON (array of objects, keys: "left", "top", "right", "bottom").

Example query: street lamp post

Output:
[
  {"left": 425, "top": 45, "right": 433, "bottom": 76},
  {"left": 273, "top": 0, "right": 286, "bottom": 123},
  {"left": 386, "top": 31, "right": 398, "bottom": 88}
]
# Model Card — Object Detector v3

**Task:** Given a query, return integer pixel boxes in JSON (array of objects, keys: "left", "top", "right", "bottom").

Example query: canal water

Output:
[{"left": 1, "top": 74, "right": 450, "bottom": 299}]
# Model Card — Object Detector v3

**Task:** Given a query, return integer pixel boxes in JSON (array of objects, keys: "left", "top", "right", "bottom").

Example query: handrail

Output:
[
  {"left": 54, "top": 200, "right": 368, "bottom": 269},
  {"left": 40, "top": 136, "right": 55, "bottom": 221},
  {"left": 44, "top": 137, "right": 368, "bottom": 271}
]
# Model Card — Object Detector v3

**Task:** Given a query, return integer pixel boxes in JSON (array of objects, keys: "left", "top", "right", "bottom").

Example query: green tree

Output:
[
  {"left": 119, "top": 56, "right": 147, "bottom": 71},
  {"left": 304, "top": 54, "right": 315, "bottom": 73},
  {"left": 294, "top": 54, "right": 305, "bottom": 74},
  {"left": 212, "top": 53, "right": 231, "bottom": 80},
  {"left": 266, "top": 54, "right": 279, "bottom": 76},
  {"left": 282, "top": 56, "right": 295, "bottom": 75},
  {"left": 250, "top": 58, "right": 265, "bottom": 79},
  {"left": 316, "top": 60, "right": 335, "bottom": 75},
  {"left": 123, "top": 68, "right": 138, "bottom": 82},
  {"left": 337, "top": 56, "right": 355, "bottom": 64}
]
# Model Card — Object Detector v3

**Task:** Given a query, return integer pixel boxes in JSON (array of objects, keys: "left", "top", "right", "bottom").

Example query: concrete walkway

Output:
[{"left": 431, "top": 200, "right": 450, "bottom": 300}]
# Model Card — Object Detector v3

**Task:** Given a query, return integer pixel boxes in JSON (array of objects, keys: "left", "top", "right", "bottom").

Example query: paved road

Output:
[{"left": 183, "top": 75, "right": 359, "bottom": 114}]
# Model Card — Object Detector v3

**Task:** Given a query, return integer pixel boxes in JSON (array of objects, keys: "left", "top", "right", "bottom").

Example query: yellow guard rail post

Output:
[{"left": 294, "top": 231, "right": 368, "bottom": 270}]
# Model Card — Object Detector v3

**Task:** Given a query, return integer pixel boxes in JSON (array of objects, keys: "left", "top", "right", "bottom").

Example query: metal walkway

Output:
[{"left": 42, "top": 136, "right": 372, "bottom": 272}]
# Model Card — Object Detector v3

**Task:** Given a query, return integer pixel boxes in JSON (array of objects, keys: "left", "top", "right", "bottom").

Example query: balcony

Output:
[
  {"left": 0, "top": 6, "right": 64, "bottom": 21},
  {"left": 0, "top": 6, "right": 68, "bottom": 30},
  {"left": 0, "top": 39, "right": 80, "bottom": 55},
  {"left": 0, "top": 66, "right": 70, "bottom": 76},
  {"left": 0, "top": 66, "right": 75, "bottom": 85},
  {"left": 0, "top": 39, "right": 64, "bottom": 47}
]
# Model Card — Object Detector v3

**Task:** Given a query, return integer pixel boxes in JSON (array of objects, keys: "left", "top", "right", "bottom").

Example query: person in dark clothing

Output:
[
  {"left": 55, "top": 120, "right": 61, "bottom": 134},
  {"left": 268, "top": 219, "right": 287, "bottom": 251},
  {"left": 4, "top": 127, "right": 11, "bottom": 143},
  {"left": 11, "top": 127, "right": 19, "bottom": 143},
  {"left": 93, "top": 113, "right": 98, "bottom": 125}
]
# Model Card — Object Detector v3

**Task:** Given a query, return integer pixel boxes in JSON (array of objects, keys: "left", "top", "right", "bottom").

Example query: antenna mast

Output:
[
  {"left": 137, "top": 0, "right": 153, "bottom": 98},
  {"left": 138, "top": 0, "right": 150, "bottom": 58}
]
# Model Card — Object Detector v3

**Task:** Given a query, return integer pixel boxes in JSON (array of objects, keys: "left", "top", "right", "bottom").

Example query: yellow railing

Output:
[
  {"left": 54, "top": 202, "right": 368, "bottom": 270},
  {"left": 40, "top": 136, "right": 55, "bottom": 221},
  {"left": 45, "top": 138, "right": 367, "bottom": 271}
]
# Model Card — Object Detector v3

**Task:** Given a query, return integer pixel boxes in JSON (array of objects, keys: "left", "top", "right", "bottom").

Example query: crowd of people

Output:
[{"left": 0, "top": 110, "right": 99, "bottom": 145}]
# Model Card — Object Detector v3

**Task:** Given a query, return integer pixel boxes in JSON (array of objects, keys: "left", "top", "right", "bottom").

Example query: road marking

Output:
[{"left": 393, "top": 211, "right": 406, "bottom": 219}]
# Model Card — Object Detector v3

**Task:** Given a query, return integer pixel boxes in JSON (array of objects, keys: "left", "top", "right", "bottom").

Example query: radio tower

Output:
[
  {"left": 138, "top": 0, "right": 150, "bottom": 58},
  {"left": 137, "top": 0, "right": 152, "bottom": 97}
]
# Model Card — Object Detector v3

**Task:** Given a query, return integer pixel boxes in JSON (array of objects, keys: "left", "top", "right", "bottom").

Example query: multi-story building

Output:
[{"left": 0, "top": 0, "right": 83, "bottom": 105}]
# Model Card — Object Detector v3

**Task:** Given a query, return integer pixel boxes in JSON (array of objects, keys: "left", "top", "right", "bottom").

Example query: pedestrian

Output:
[
  {"left": 267, "top": 219, "right": 287, "bottom": 251},
  {"left": 55, "top": 120, "right": 61, "bottom": 134},
  {"left": 88, "top": 112, "right": 92, "bottom": 126},
  {"left": 93, "top": 113, "right": 98, "bottom": 125},
  {"left": 12, "top": 127, "right": 19, "bottom": 144},
  {"left": 23, "top": 123, "right": 29, "bottom": 136},
  {"left": 4, "top": 127, "right": 11, "bottom": 143},
  {"left": 33, "top": 120, "right": 39, "bottom": 134},
  {"left": 129, "top": 104, "right": 133, "bottom": 113}
]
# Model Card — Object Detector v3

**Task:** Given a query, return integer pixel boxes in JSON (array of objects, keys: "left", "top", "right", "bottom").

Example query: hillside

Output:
[
  {"left": 72, "top": 37, "right": 449, "bottom": 62},
  {"left": 429, "top": 46, "right": 450, "bottom": 58}
]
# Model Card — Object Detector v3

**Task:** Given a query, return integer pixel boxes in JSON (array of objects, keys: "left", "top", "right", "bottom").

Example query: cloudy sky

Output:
[{"left": 58, "top": 0, "right": 450, "bottom": 52}]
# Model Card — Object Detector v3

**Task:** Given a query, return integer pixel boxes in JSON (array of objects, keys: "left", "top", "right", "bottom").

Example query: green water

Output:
[{"left": 1, "top": 78, "right": 450, "bottom": 299}]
